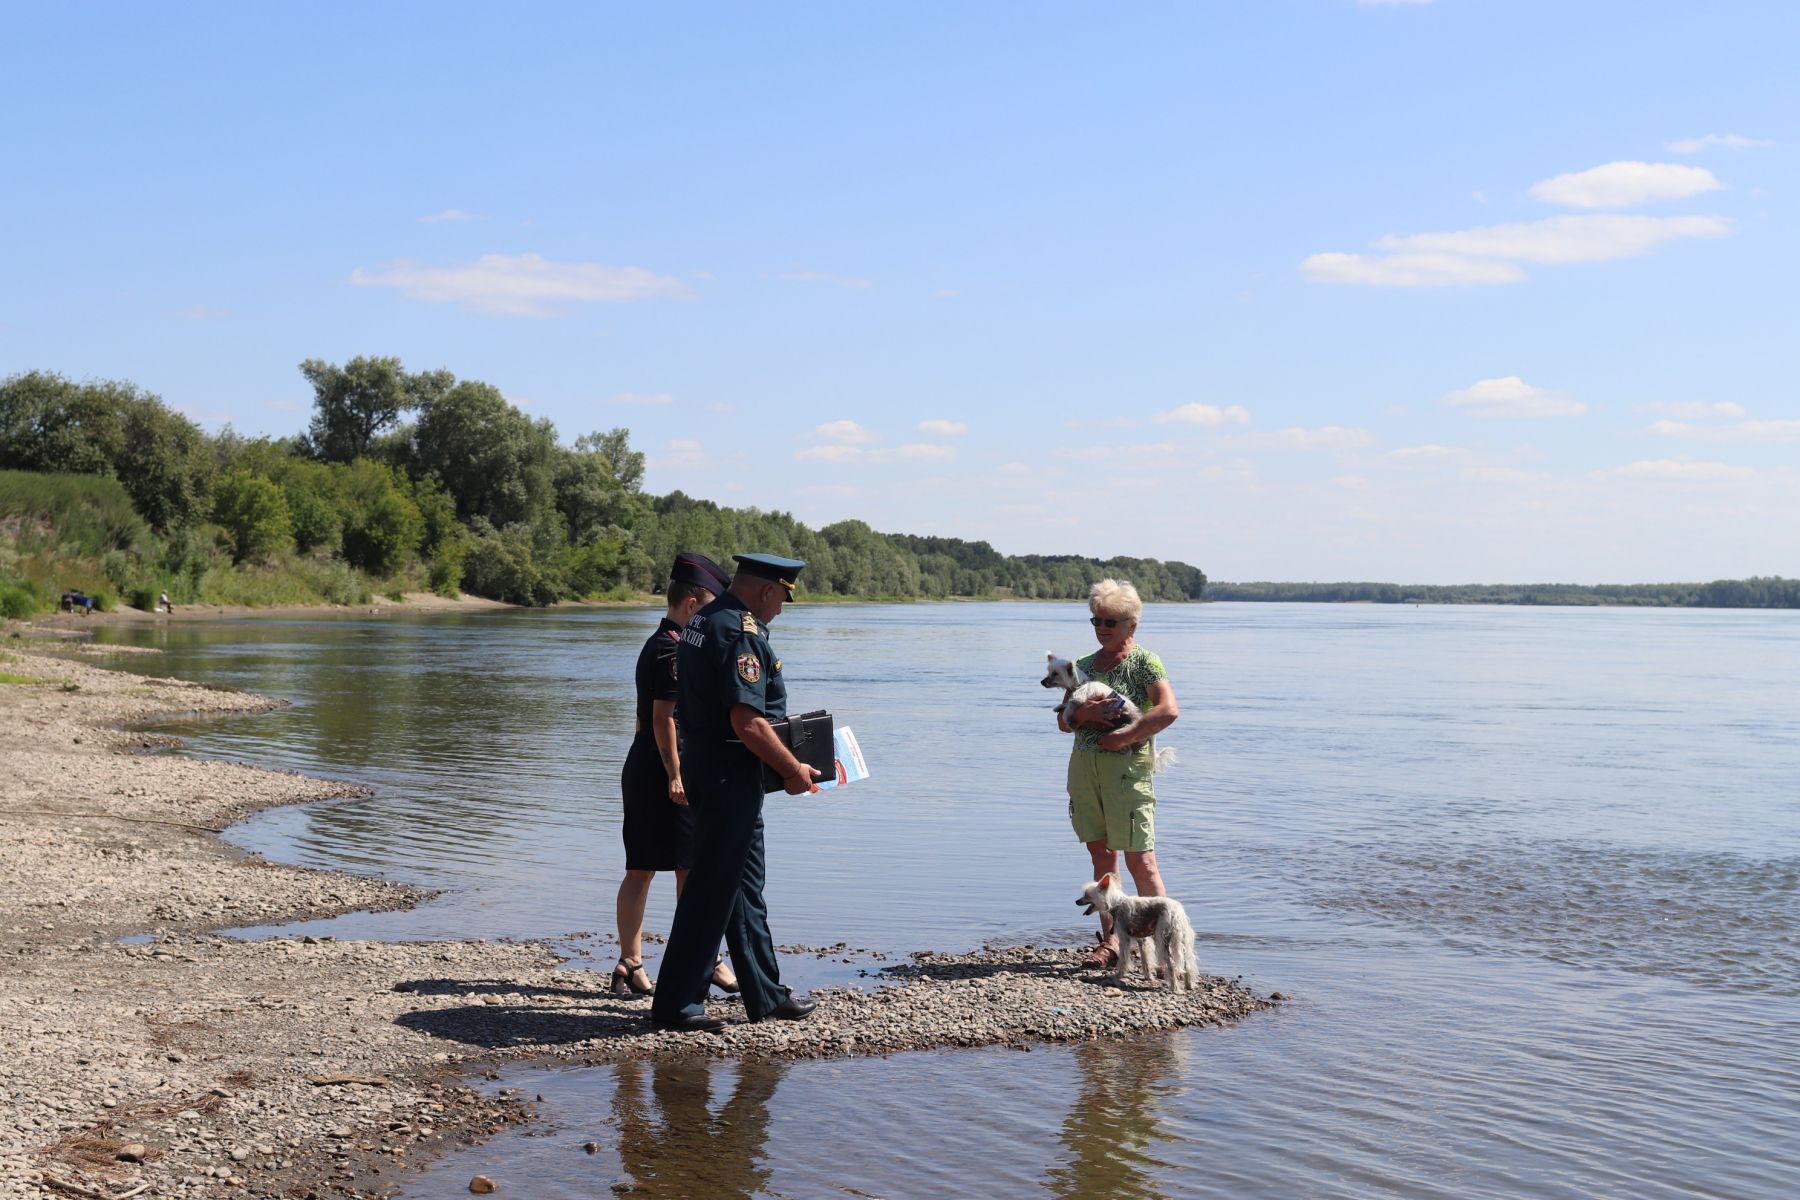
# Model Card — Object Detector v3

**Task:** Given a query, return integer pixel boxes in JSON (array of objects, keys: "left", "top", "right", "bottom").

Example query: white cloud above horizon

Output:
[
  {"left": 1636, "top": 401, "right": 1747, "bottom": 419},
  {"left": 1154, "top": 403, "right": 1252, "bottom": 427},
  {"left": 1603, "top": 459, "right": 1756, "bottom": 482},
  {"left": 1529, "top": 161, "right": 1722, "bottom": 209},
  {"left": 814, "top": 419, "right": 876, "bottom": 444},
  {"left": 1648, "top": 416, "right": 1800, "bottom": 443},
  {"left": 917, "top": 419, "right": 968, "bottom": 436},
  {"left": 1667, "top": 133, "right": 1774, "bottom": 154},
  {"left": 1302, "top": 252, "right": 1526, "bottom": 287},
  {"left": 349, "top": 254, "right": 689, "bottom": 316},
  {"left": 1442, "top": 376, "right": 1584, "bottom": 419},
  {"left": 610, "top": 392, "right": 674, "bottom": 406},
  {"left": 1227, "top": 426, "right": 1376, "bottom": 451}
]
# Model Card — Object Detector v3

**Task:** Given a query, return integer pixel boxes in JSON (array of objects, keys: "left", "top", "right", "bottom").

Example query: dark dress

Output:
[{"left": 621, "top": 616, "right": 698, "bottom": 871}]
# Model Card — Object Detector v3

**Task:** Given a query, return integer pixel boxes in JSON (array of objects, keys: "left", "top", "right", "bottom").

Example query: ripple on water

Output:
[{"left": 1313, "top": 839, "right": 1800, "bottom": 994}]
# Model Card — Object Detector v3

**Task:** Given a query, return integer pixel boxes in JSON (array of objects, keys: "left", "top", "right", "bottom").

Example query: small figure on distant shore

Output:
[
  {"left": 1057, "top": 578, "right": 1180, "bottom": 970},
  {"left": 651, "top": 552, "right": 821, "bottom": 1033},
  {"left": 612, "top": 553, "right": 736, "bottom": 998},
  {"left": 158, "top": 590, "right": 174, "bottom": 614}
]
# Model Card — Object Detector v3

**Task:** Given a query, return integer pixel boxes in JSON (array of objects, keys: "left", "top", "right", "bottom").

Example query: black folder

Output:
[{"left": 759, "top": 709, "right": 835, "bottom": 793}]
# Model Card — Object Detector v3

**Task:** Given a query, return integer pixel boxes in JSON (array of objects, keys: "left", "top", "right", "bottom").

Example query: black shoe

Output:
[
  {"left": 760, "top": 994, "right": 816, "bottom": 1022},
  {"left": 651, "top": 1012, "right": 726, "bottom": 1034}
]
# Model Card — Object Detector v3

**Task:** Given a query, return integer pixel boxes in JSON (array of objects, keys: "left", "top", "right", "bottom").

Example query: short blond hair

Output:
[{"left": 1088, "top": 578, "right": 1142, "bottom": 624}]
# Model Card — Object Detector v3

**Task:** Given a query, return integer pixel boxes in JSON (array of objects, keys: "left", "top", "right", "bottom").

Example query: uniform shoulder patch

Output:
[
  {"left": 772, "top": 659, "right": 782, "bottom": 674},
  {"left": 736, "top": 653, "right": 762, "bottom": 684},
  {"left": 740, "top": 610, "right": 759, "bottom": 635}
]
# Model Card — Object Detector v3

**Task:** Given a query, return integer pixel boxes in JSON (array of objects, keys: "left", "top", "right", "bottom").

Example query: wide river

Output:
[{"left": 100, "top": 602, "right": 1799, "bottom": 1198}]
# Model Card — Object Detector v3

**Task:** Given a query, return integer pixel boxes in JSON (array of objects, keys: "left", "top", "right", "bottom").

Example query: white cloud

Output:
[
  {"left": 1667, "top": 133, "right": 1773, "bottom": 155},
  {"left": 1302, "top": 252, "right": 1525, "bottom": 287},
  {"left": 1055, "top": 442, "right": 1180, "bottom": 461},
  {"left": 997, "top": 462, "right": 1030, "bottom": 475},
  {"left": 707, "top": 402, "right": 736, "bottom": 414},
  {"left": 652, "top": 438, "right": 709, "bottom": 468},
  {"left": 814, "top": 419, "right": 876, "bottom": 444},
  {"left": 1636, "top": 401, "right": 1746, "bottom": 419},
  {"left": 1529, "top": 161, "right": 1722, "bottom": 209},
  {"left": 1229, "top": 426, "right": 1376, "bottom": 451},
  {"left": 917, "top": 419, "right": 968, "bottom": 436},
  {"left": 1308, "top": 213, "right": 1733, "bottom": 287},
  {"left": 1154, "top": 403, "right": 1252, "bottom": 427},
  {"left": 779, "top": 271, "right": 872, "bottom": 289},
  {"left": 1648, "top": 416, "right": 1800, "bottom": 443},
  {"left": 1442, "top": 376, "right": 1584, "bottom": 419},
  {"left": 1381, "top": 214, "right": 1732, "bottom": 264},
  {"left": 349, "top": 254, "right": 689, "bottom": 316},
  {"left": 418, "top": 209, "right": 482, "bottom": 223},
  {"left": 1460, "top": 466, "right": 1542, "bottom": 484},
  {"left": 1605, "top": 459, "right": 1756, "bottom": 482},
  {"left": 894, "top": 443, "right": 956, "bottom": 462},
  {"left": 610, "top": 392, "right": 673, "bottom": 407},
  {"left": 1385, "top": 444, "right": 1469, "bottom": 462},
  {"left": 1333, "top": 475, "right": 1370, "bottom": 489},
  {"left": 796, "top": 444, "right": 862, "bottom": 463}
]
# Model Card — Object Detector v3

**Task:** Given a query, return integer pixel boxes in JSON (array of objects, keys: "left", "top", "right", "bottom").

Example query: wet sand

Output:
[{"left": 0, "top": 628, "right": 1272, "bottom": 1199}]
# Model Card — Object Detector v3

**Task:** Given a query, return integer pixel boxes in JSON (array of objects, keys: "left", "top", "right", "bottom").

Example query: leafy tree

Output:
[
  {"left": 212, "top": 470, "right": 293, "bottom": 563},
  {"left": 412, "top": 380, "right": 557, "bottom": 528},
  {"left": 576, "top": 428, "right": 645, "bottom": 494},
  {"left": 301, "top": 357, "right": 453, "bottom": 464},
  {"left": 340, "top": 460, "right": 423, "bottom": 576}
]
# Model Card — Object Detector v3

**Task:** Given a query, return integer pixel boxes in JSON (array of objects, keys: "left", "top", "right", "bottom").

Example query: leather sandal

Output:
[
  {"left": 610, "top": 957, "right": 654, "bottom": 996},
  {"left": 711, "top": 954, "right": 741, "bottom": 995},
  {"left": 1080, "top": 933, "right": 1120, "bottom": 969}
]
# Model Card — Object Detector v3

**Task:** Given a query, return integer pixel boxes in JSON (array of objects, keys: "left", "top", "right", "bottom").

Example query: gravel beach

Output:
[{"left": 0, "top": 629, "right": 1277, "bottom": 1199}]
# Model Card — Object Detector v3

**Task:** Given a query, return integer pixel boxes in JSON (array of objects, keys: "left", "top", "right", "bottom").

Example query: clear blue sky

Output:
[{"left": 4, "top": 1, "right": 1793, "bottom": 582}]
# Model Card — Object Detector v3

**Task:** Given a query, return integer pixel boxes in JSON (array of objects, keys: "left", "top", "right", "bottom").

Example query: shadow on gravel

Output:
[
  {"left": 395, "top": 1002, "right": 651, "bottom": 1049},
  {"left": 394, "top": 977, "right": 608, "bottom": 1001}
]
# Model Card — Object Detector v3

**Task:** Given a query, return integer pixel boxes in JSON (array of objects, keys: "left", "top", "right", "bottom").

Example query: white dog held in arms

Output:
[
  {"left": 1077, "top": 872, "right": 1199, "bottom": 992},
  {"left": 1042, "top": 652, "right": 1177, "bottom": 773}
]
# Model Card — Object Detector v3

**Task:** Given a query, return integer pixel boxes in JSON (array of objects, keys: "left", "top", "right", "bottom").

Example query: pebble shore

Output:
[{"left": 0, "top": 630, "right": 1278, "bottom": 1199}]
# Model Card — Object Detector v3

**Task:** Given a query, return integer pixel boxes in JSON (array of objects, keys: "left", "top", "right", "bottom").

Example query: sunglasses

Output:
[{"left": 1089, "top": 617, "right": 1125, "bottom": 628}]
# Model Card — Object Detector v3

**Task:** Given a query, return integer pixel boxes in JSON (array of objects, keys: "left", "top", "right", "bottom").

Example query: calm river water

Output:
[{"left": 99, "top": 602, "right": 1800, "bottom": 1198}]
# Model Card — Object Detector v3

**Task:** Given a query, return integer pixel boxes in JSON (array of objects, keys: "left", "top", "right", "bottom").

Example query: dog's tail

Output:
[{"left": 1151, "top": 745, "right": 1178, "bottom": 773}]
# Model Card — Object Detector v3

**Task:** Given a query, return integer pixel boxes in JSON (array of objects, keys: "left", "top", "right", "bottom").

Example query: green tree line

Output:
[
  {"left": 1, "top": 361, "right": 1209, "bottom": 611},
  {"left": 1206, "top": 579, "right": 1800, "bottom": 608}
]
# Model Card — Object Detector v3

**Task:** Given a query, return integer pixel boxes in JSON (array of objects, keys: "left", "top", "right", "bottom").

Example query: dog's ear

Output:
[{"left": 1098, "top": 872, "right": 1113, "bottom": 890}]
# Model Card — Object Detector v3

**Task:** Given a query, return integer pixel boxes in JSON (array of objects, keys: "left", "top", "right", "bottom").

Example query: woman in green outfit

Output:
[{"left": 1058, "top": 578, "right": 1182, "bottom": 969}]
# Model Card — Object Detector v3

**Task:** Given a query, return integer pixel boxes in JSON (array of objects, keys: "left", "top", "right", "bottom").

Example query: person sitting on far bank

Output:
[
  {"left": 1060, "top": 578, "right": 1181, "bottom": 969},
  {"left": 650, "top": 552, "right": 822, "bottom": 1033},
  {"left": 612, "top": 553, "right": 739, "bottom": 997}
]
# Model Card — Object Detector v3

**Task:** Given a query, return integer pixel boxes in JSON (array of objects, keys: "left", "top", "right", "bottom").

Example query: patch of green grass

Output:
[{"left": 0, "top": 672, "right": 38, "bottom": 684}]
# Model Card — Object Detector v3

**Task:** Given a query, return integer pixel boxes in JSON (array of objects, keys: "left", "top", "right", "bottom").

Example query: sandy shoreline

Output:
[{"left": 0, "top": 624, "right": 1275, "bottom": 1199}]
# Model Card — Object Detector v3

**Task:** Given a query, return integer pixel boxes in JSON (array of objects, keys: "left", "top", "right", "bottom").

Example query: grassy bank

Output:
[{"left": 1, "top": 469, "right": 380, "bottom": 614}]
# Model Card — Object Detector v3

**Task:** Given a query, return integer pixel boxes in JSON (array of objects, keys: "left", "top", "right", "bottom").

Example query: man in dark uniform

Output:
[{"left": 651, "top": 552, "right": 822, "bottom": 1032}]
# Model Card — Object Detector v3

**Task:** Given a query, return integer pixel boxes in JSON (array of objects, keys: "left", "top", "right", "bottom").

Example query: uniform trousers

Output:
[{"left": 651, "top": 743, "right": 790, "bottom": 1024}]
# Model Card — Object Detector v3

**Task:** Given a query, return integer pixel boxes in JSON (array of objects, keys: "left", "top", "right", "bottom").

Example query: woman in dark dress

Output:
[{"left": 613, "top": 553, "right": 740, "bottom": 996}]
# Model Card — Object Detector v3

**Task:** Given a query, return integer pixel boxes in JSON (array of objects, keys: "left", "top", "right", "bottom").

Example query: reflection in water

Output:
[
  {"left": 1046, "top": 1035, "right": 1185, "bottom": 1200},
  {"left": 607, "top": 1058, "right": 780, "bottom": 1199}
]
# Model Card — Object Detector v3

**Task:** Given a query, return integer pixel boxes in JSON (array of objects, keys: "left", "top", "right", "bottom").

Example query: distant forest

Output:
[
  {"left": 0, "top": 361, "right": 1205, "bottom": 611},
  {"left": 1208, "top": 579, "right": 1800, "bottom": 608}
]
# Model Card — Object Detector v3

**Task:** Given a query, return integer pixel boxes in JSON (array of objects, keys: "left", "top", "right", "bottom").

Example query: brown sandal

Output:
[{"left": 1080, "top": 933, "right": 1120, "bottom": 969}]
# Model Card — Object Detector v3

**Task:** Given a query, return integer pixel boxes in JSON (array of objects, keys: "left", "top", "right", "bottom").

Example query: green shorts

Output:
[{"left": 1067, "top": 745, "right": 1157, "bottom": 852}]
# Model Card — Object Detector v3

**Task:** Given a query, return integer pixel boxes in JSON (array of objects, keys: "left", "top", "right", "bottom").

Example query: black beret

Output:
[{"left": 670, "top": 553, "right": 730, "bottom": 594}]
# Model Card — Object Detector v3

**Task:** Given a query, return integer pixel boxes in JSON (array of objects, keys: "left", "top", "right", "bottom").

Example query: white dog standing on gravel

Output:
[{"left": 1077, "top": 872, "right": 1199, "bottom": 992}]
